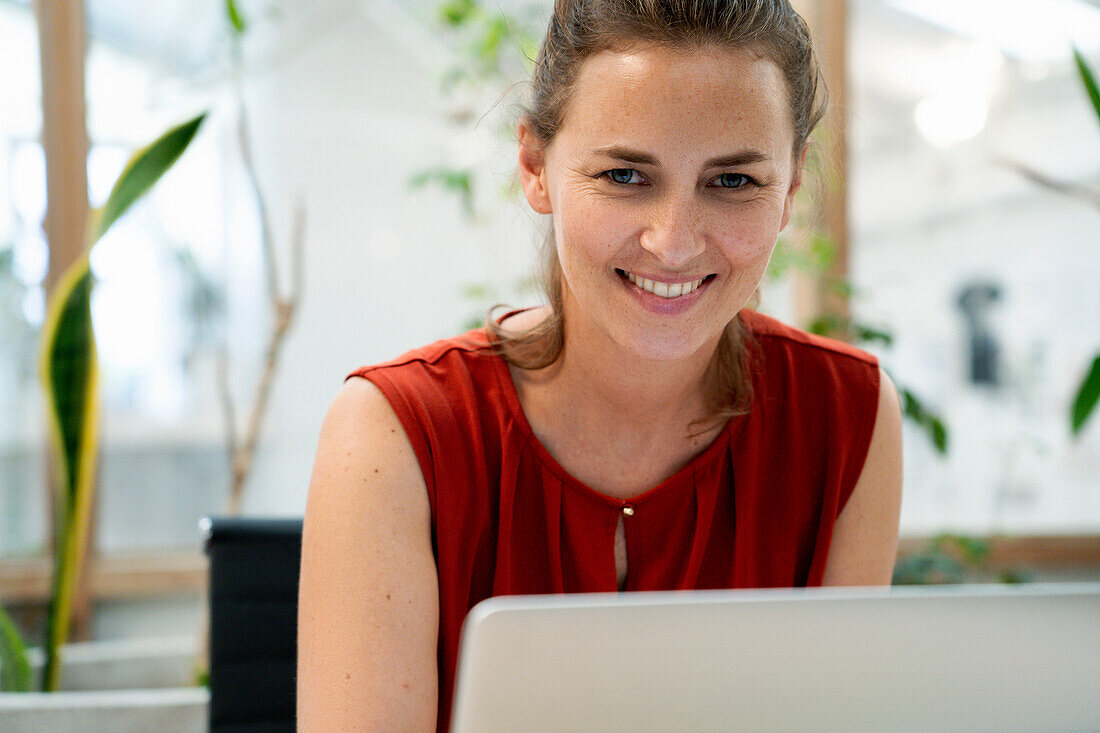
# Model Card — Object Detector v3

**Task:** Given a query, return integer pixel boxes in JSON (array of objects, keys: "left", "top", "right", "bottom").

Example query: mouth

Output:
[{"left": 615, "top": 269, "right": 716, "bottom": 299}]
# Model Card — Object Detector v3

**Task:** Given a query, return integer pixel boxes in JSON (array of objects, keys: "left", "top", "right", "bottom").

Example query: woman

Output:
[{"left": 298, "top": 1, "right": 903, "bottom": 730}]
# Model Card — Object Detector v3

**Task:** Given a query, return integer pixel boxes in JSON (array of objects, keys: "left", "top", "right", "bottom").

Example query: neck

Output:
[{"left": 550, "top": 295, "right": 721, "bottom": 436}]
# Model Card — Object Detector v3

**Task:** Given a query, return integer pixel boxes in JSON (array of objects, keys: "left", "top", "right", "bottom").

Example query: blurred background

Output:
[{"left": 1, "top": 0, "right": 1098, "bottom": 652}]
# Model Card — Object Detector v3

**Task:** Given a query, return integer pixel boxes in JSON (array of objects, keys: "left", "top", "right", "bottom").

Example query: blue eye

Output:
[
  {"left": 715, "top": 173, "right": 752, "bottom": 189},
  {"left": 606, "top": 169, "right": 640, "bottom": 185}
]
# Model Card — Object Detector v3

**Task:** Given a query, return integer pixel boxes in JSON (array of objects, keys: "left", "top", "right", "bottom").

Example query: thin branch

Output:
[
  {"left": 225, "top": 207, "right": 306, "bottom": 515},
  {"left": 221, "top": 34, "right": 308, "bottom": 515},
  {"left": 232, "top": 40, "right": 280, "bottom": 303},
  {"left": 289, "top": 199, "right": 306, "bottom": 308},
  {"left": 997, "top": 158, "right": 1100, "bottom": 211},
  {"left": 215, "top": 342, "right": 238, "bottom": 471}
]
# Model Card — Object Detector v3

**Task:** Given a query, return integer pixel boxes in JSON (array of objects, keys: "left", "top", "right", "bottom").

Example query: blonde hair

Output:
[{"left": 490, "top": 0, "right": 827, "bottom": 422}]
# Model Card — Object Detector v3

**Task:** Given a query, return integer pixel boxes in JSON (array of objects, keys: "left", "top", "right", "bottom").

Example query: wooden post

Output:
[
  {"left": 792, "top": 0, "right": 851, "bottom": 333},
  {"left": 36, "top": 0, "right": 89, "bottom": 294},
  {"left": 35, "top": 0, "right": 95, "bottom": 642}
]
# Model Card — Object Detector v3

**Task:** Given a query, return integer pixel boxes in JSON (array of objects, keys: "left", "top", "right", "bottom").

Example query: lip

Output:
[
  {"left": 618, "top": 268, "right": 711, "bottom": 285},
  {"left": 615, "top": 268, "right": 715, "bottom": 315}
]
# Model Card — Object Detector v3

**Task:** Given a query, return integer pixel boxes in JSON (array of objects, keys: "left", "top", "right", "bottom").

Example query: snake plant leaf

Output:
[
  {"left": 1071, "top": 354, "right": 1100, "bottom": 437},
  {"left": 1072, "top": 46, "right": 1100, "bottom": 130},
  {"left": 0, "top": 603, "right": 31, "bottom": 692},
  {"left": 37, "top": 258, "right": 99, "bottom": 691},
  {"left": 40, "top": 265, "right": 96, "bottom": 512},
  {"left": 37, "top": 112, "right": 205, "bottom": 691},
  {"left": 90, "top": 113, "right": 206, "bottom": 245}
]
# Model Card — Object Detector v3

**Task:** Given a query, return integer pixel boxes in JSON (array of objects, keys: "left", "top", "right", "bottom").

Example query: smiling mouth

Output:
[{"left": 616, "top": 269, "right": 715, "bottom": 299}]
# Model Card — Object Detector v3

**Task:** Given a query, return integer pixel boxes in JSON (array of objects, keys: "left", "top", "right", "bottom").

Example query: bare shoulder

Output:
[
  {"left": 304, "top": 376, "right": 431, "bottom": 529},
  {"left": 298, "top": 376, "right": 438, "bottom": 731},
  {"left": 496, "top": 304, "right": 553, "bottom": 338},
  {"left": 313, "top": 376, "right": 425, "bottom": 481},
  {"left": 821, "top": 366, "right": 903, "bottom": 587}
]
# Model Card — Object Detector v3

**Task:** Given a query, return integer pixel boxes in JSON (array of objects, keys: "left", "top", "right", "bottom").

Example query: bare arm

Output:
[
  {"left": 297, "top": 377, "right": 439, "bottom": 731},
  {"left": 821, "top": 367, "right": 904, "bottom": 586}
]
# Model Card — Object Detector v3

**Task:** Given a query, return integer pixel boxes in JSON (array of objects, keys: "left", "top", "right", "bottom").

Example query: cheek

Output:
[
  {"left": 555, "top": 192, "right": 632, "bottom": 264},
  {"left": 715, "top": 224, "right": 778, "bottom": 268}
]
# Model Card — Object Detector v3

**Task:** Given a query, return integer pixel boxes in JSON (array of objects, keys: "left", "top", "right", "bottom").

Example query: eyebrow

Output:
[{"left": 591, "top": 145, "right": 772, "bottom": 168}]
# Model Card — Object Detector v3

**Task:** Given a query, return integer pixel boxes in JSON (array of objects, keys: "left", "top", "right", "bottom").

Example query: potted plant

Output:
[{"left": 0, "top": 114, "right": 209, "bottom": 731}]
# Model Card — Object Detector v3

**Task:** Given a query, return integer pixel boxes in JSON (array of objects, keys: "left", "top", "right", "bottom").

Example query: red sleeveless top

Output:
[{"left": 348, "top": 309, "right": 880, "bottom": 732}]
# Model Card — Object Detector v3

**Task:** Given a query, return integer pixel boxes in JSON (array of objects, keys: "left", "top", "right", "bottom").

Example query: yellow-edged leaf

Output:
[
  {"left": 91, "top": 113, "right": 206, "bottom": 245},
  {"left": 37, "top": 111, "right": 204, "bottom": 690},
  {"left": 37, "top": 256, "right": 99, "bottom": 690}
]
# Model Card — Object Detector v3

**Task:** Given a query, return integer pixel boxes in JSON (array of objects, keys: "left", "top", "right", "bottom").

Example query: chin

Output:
[{"left": 610, "top": 324, "right": 716, "bottom": 363}]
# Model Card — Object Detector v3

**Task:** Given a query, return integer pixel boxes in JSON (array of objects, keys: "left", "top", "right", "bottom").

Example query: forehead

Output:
[{"left": 556, "top": 44, "right": 793, "bottom": 158}]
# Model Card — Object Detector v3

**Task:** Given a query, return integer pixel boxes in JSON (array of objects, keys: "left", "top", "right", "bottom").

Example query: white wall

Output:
[{"left": 232, "top": 10, "right": 542, "bottom": 515}]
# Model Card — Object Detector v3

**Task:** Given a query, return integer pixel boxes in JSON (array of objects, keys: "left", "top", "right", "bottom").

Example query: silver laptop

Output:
[{"left": 450, "top": 583, "right": 1100, "bottom": 732}]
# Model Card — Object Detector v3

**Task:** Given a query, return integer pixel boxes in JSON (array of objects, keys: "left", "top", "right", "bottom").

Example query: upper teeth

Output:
[{"left": 626, "top": 271, "right": 705, "bottom": 298}]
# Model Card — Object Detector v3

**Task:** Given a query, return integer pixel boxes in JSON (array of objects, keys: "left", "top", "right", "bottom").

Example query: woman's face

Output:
[{"left": 520, "top": 44, "right": 804, "bottom": 362}]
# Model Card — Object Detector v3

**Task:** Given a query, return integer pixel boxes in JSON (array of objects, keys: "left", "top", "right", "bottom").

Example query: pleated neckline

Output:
[{"left": 483, "top": 332, "right": 738, "bottom": 509}]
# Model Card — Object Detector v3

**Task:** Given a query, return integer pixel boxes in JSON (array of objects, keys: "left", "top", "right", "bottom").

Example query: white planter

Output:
[
  {"left": 0, "top": 636, "right": 209, "bottom": 732},
  {"left": 0, "top": 687, "right": 208, "bottom": 732}
]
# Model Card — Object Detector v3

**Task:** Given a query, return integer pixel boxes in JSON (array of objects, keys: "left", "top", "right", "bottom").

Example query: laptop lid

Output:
[{"left": 450, "top": 583, "right": 1100, "bottom": 732}]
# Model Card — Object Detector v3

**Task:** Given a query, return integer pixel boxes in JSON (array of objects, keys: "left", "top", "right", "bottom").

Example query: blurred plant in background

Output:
[
  {"left": 767, "top": 233, "right": 950, "bottom": 455},
  {"left": 768, "top": 134, "right": 950, "bottom": 455},
  {"left": 0, "top": 604, "right": 31, "bottom": 691},
  {"left": 170, "top": 245, "right": 226, "bottom": 373},
  {"left": 1000, "top": 46, "right": 1099, "bottom": 440},
  {"left": 892, "top": 533, "right": 1033, "bottom": 585},
  {"left": 408, "top": 0, "right": 541, "bottom": 221}
]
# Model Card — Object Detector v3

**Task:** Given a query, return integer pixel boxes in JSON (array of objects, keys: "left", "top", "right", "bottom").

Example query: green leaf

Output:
[
  {"left": 37, "top": 114, "right": 204, "bottom": 691},
  {"left": 1071, "top": 353, "right": 1100, "bottom": 436},
  {"left": 900, "top": 387, "right": 949, "bottom": 455},
  {"left": 474, "top": 15, "right": 509, "bottom": 68},
  {"left": 934, "top": 533, "right": 990, "bottom": 563},
  {"left": 826, "top": 278, "right": 856, "bottom": 299},
  {"left": 226, "top": 0, "right": 247, "bottom": 35},
  {"left": 407, "top": 166, "right": 476, "bottom": 219},
  {"left": 92, "top": 113, "right": 206, "bottom": 244},
  {"left": 808, "top": 314, "right": 844, "bottom": 337},
  {"left": 1072, "top": 46, "right": 1100, "bottom": 130},
  {"left": 806, "top": 315, "right": 894, "bottom": 348},
  {"left": 43, "top": 267, "right": 96, "bottom": 514},
  {"left": 852, "top": 322, "right": 894, "bottom": 348},
  {"left": 767, "top": 235, "right": 838, "bottom": 281},
  {"left": 461, "top": 282, "right": 493, "bottom": 300},
  {"left": 930, "top": 416, "right": 948, "bottom": 454},
  {"left": 439, "top": 0, "right": 478, "bottom": 27},
  {"left": 0, "top": 604, "right": 31, "bottom": 692},
  {"left": 998, "top": 568, "right": 1033, "bottom": 584},
  {"left": 38, "top": 262, "right": 99, "bottom": 691},
  {"left": 891, "top": 552, "right": 965, "bottom": 585}
]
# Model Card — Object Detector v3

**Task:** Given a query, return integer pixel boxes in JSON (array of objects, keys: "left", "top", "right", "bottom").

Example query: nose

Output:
[{"left": 638, "top": 193, "right": 705, "bottom": 268}]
